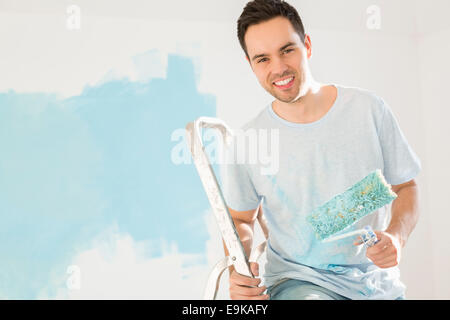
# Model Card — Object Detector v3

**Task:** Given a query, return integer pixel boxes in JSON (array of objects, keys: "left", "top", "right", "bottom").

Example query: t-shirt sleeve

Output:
[
  {"left": 220, "top": 138, "right": 260, "bottom": 212},
  {"left": 377, "top": 98, "right": 422, "bottom": 185}
]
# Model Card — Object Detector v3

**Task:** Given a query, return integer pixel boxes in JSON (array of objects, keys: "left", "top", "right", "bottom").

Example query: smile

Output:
[{"left": 273, "top": 76, "right": 294, "bottom": 89}]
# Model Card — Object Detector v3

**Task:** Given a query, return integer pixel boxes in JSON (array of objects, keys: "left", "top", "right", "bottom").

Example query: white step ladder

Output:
[{"left": 185, "top": 117, "right": 268, "bottom": 300}]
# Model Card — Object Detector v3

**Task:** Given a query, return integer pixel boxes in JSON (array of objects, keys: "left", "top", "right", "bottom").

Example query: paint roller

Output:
[{"left": 306, "top": 169, "right": 397, "bottom": 247}]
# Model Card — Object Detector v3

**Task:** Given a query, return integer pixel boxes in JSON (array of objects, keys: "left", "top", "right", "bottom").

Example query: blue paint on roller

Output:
[{"left": 306, "top": 169, "right": 397, "bottom": 240}]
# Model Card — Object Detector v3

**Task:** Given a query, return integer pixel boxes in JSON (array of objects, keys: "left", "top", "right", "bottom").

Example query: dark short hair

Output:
[{"left": 237, "top": 0, "right": 306, "bottom": 59}]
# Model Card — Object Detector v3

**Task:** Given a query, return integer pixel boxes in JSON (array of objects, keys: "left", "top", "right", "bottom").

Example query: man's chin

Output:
[
  {"left": 271, "top": 85, "right": 304, "bottom": 103},
  {"left": 271, "top": 92, "right": 299, "bottom": 103}
]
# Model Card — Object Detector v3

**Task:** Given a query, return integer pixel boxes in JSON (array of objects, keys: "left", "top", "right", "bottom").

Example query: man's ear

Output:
[{"left": 304, "top": 34, "right": 312, "bottom": 59}]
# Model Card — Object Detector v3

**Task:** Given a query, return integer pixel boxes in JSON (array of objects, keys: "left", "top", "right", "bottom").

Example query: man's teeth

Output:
[{"left": 274, "top": 77, "right": 293, "bottom": 86}]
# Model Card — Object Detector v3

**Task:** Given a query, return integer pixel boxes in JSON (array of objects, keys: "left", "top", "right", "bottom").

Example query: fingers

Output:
[
  {"left": 371, "top": 246, "right": 399, "bottom": 267},
  {"left": 229, "top": 280, "right": 269, "bottom": 300},
  {"left": 230, "top": 271, "right": 261, "bottom": 287},
  {"left": 366, "top": 232, "right": 400, "bottom": 268},
  {"left": 229, "top": 281, "right": 269, "bottom": 300},
  {"left": 353, "top": 236, "right": 363, "bottom": 246},
  {"left": 376, "top": 259, "right": 398, "bottom": 268},
  {"left": 250, "top": 262, "right": 259, "bottom": 277},
  {"left": 368, "top": 242, "right": 392, "bottom": 258},
  {"left": 367, "top": 245, "right": 389, "bottom": 263},
  {"left": 353, "top": 230, "right": 402, "bottom": 269},
  {"left": 370, "top": 252, "right": 398, "bottom": 268},
  {"left": 229, "top": 263, "right": 269, "bottom": 300}
]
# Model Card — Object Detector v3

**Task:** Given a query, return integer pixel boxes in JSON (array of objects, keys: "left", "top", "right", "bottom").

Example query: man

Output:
[{"left": 221, "top": 0, "right": 421, "bottom": 300}]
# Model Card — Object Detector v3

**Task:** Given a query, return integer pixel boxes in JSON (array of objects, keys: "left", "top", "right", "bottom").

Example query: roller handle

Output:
[{"left": 361, "top": 225, "right": 379, "bottom": 247}]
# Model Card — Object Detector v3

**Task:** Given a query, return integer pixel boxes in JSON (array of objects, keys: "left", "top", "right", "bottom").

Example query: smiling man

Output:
[{"left": 221, "top": 0, "right": 421, "bottom": 300}]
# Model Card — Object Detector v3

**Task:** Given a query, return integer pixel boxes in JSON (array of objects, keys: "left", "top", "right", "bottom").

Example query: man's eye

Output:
[
  {"left": 258, "top": 58, "right": 268, "bottom": 63},
  {"left": 284, "top": 49, "right": 294, "bottom": 54}
]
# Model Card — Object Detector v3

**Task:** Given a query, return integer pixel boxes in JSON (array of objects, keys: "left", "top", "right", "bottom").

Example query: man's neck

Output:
[{"left": 272, "top": 82, "right": 337, "bottom": 124}]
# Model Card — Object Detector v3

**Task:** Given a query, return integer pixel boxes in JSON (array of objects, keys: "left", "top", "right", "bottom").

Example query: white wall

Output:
[{"left": 414, "top": 0, "right": 450, "bottom": 300}]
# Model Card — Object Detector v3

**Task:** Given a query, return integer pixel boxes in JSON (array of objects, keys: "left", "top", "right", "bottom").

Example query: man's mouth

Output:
[{"left": 273, "top": 76, "right": 295, "bottom": 89}]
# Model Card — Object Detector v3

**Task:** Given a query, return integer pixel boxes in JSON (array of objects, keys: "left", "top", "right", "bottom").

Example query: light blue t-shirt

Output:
[{"left": 220, "top": 84, "right": 421, "bottom": 300}]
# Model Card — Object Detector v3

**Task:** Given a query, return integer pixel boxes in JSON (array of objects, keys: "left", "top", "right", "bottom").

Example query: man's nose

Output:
[{"left": 271, "top": 57, "right": 289, "bottom": 80}]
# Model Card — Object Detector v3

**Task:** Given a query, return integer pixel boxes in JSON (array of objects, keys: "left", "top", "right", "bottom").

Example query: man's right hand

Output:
[{"left": 229, "top": 262, "right": 269, "bottom": 300}]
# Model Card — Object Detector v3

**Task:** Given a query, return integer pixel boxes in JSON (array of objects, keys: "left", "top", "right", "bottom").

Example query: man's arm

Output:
[
  {"left": 222, "top": 205, "right": 260, "bottom": 274},
  {"left": 386, "top": 179, "right": 420, "bottom": 247},
  {"left": 360, "top": 178, "right": 420, "bottom": 268},
  {"left": 223, "top": 204, "right": 268, "bottom": 300}
]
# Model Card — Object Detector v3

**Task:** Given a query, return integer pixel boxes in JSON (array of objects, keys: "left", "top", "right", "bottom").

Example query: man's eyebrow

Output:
[{"left": 251, "top": 42, "right": 296, "bottom": 61}]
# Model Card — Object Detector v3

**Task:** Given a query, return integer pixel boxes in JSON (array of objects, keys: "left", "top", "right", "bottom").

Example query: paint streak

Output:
[{"left": 0, "top": 54, "right": 215, "bottom": 298}]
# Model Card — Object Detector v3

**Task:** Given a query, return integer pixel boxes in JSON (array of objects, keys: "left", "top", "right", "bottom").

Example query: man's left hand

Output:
[{"left": 353, "top": 231, "right": 403, "bottom": 268}]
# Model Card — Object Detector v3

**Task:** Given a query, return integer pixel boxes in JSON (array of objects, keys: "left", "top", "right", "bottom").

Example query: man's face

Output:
[{"left": 244, "top": 16, "right": 311, "bottom": 103}]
